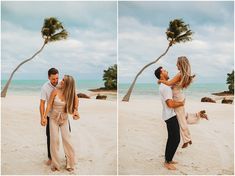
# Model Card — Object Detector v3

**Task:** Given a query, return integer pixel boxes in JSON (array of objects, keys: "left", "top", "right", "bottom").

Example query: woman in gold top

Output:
[{"left": 44, "top": 75, "right": 79, "bottom": 172}]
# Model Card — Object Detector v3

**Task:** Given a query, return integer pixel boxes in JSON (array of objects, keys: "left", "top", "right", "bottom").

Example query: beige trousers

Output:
[
  {"left": 50, "top": 117, "right": 75, "bottom": 170},
  {"left": 173, "top": 87, "right": 200, "bottom": 144}
]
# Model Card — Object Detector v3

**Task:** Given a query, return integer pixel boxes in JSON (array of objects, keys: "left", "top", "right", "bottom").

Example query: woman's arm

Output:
[
  {"left": 43, "top": 89, "right": 57, "bottom": 118},
  {"left": 158, "top": 73, "right": 181, "bottom": 86},
  {"left": 73, "top": 94, "right": 80, "bottom": 120}
]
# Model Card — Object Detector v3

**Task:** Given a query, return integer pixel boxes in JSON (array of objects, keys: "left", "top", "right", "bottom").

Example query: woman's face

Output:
[
  {"left": 61, "top": 76, "right": 65, "bottom": 88},
  {"left": 176, "top": 62, "right": 180, "bottom": 70}
]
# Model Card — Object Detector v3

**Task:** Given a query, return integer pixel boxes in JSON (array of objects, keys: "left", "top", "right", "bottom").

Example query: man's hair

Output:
[
  {"left": 154, "top": 66, "right": 162, "bottom": 80},
  {"left": 48, "top": 68, "right": 59, "bottom": 77}
]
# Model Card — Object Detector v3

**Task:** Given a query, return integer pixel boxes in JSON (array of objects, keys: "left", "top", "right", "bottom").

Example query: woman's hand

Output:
[
  {"left": 41, "top": 117, "right": 47, "bottom": 126},
  {"left": 73, "top": 110, "right": 80, "bottom": 120},
  {"left": 157, "top": 80, "right": 162, "bottom": 84}
]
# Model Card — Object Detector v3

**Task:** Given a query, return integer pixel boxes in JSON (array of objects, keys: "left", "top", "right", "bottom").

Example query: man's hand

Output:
[{"left": 41, "top": 117, "right": 47, "bottom": 126}]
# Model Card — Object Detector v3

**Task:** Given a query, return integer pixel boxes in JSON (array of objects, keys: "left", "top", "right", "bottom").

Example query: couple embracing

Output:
[
  {"left": 155, "top": 56, "right": 208, "bottom": 170},
  {"left": 39, "top": 68, "right": 79, "bottom": 172}
]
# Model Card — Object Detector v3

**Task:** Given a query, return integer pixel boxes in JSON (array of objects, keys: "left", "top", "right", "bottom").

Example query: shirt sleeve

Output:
[
  {"left": 40, "top": 86, "right": 47, "bottom": 101},
  {"left": 161, "top": 87, "right": 173, "bottom": 101}
]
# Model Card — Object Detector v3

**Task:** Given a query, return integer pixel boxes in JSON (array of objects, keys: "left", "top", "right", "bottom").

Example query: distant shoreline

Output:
[
  {"left": 212, "top": 91, "right": 234, "bottom": 96},
  {"left": 89, "top": 88, "right": 117, "bottom": 93}
]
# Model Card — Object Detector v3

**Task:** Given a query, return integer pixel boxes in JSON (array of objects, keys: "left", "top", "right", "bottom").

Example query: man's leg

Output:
[
  {"left": 165, "top": 116, "right": 180, "bottom": 164},
  {"left": 46, "top": 116, "right": 52, "bottom": 163}
]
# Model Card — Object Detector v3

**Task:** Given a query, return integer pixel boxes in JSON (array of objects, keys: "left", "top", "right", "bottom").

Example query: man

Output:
[
  {"left": 40, "top": 68, "right": 60, "bottom": 165},
  {"left": 154, "top": 66, "right": 184, "bottom": 170}
]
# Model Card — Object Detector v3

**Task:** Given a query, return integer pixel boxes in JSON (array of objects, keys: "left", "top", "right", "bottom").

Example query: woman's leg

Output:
[
  {"left": 186, "top": 113, "right": 200, "bottom": 124},
  {"left": 50, "top": 118, "right": 60, "bottom": 170},
  {"left": 60, "top": 119, "right": 75, "bottom": 170},
  {"left": 175, "top": 106, "right": 191, "bottom": 144}
]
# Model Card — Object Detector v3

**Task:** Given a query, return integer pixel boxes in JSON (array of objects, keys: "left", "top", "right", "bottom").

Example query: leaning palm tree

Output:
[
  {"left": 122, "top": 19, "right": 193, "bottom": 102},
  {"left": 1, "top": 17, "right": 68, "bottom": 97}
]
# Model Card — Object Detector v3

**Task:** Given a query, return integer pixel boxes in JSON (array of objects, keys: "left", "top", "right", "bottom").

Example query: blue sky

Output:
[
  {"left": 119, "top": 1, "right": 234, "bottom": 83},
  {"left": 1, "top": 1, "right": 117, "bottom": 81}
]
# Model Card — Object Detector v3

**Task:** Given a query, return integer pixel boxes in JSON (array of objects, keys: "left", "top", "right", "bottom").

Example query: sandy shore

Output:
[
  {"left": 118, "top": 99, "right": 234, "bottom": 175},
  {"left": 1, "top": 95, "right": 117, "bottom": 175}
]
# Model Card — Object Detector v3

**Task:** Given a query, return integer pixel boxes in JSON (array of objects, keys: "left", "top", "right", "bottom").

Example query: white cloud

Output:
[
  {"left": 1, "top": 18, "right": 116, "bottom": 80},
  {"left": 118, "top": 16, "right": 234, "bottom": 83}
]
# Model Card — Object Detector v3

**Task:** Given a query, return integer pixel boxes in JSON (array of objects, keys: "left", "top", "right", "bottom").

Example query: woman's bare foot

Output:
[
  {"left": 51, "top": 167, "right": 59, "bottom": 172},
  {"left": 199, "top": 110, "right": 208, "bottom": 120},
  {"left": 182, "top": 141, "right": 192, "bottom": 148},
  {"left": 164, "top": 162, "right": 177, "bottom": 170},
  {"left": 46, "top": 159, "right": 52, "bottom": 166},
  {"left": 66, "top": 168, "right": 74, "bottom": 172},
  {"left": 182, "top": 142, "right": 188, "bottom": 148}
]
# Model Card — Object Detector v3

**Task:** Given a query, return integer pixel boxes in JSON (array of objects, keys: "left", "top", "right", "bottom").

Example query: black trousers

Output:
[
  {"left": 46, "top": 116, "right": 71, "bottom": 159},
  {"left": 165, "top": 115, "right": 180, "bottom": 163}
]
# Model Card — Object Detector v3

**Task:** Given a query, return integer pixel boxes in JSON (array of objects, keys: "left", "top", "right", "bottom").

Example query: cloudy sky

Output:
[
  {"left": 119, "top": 1, "right": 234, "bottom": 83},
  {"left": 1, "top": 1, "right": 117, "bottom": 80}
]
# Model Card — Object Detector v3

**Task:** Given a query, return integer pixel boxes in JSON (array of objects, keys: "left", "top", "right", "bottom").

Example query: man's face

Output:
[
  {"left": 160, "top": 69, "right": 169, "bottom": 80},
  {"left": 48, "top": 74, "right": 59, "bottom": 87}
]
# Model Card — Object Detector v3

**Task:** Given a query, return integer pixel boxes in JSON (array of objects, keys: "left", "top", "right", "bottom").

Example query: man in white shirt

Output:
[{"left": 154, "top": 66, "right": 184, "bottom": 171}]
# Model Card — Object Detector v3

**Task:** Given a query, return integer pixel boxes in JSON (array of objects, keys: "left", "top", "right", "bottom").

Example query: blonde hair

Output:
[
  {"left": 62, "top": 75, "right": 76, "bottom": 114},
  {"left": 177, "top": 56, "right": 195, "bottom": 89}
]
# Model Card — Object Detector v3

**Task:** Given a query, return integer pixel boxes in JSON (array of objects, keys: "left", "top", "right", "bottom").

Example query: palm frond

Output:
[
  {"left": 166, "top": 19, "right": 193, "bottom": 44},
  {"left": 41, "top": 17, "right": 68, "bottom": 42},
  {"left": 50, "top": 30, "right": 68, "bottom": 42}
]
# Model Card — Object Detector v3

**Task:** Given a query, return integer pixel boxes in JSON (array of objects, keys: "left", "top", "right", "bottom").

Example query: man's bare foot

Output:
[
  {"left": 170, "top": 161, "right": 178, "bottom": 164},
  {"left": 46, "top": 159, "right": 52, "bottom": 166},
  {"left": 164, "top": 162, "right": 177, "bottom": 170}
]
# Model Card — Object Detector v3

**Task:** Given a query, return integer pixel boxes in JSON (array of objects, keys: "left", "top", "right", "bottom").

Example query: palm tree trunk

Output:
[
  {"left": 1, "top": 42, "right": 47, "bottom": 97},
  {"left": 122, "top": 44, "right": 171, "bottom": 102}
]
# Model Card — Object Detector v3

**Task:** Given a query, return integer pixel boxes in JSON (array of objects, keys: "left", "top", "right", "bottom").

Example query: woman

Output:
[
  {"left": 43, "top": 75, "right": 79, "bottom": 171},
  {"left": 158, "top": 56, "right": 208, "bottom": 148}
]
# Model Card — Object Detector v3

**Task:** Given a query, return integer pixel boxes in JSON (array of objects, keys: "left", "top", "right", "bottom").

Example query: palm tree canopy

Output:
[
  {"left": 166, "top": 19, "right": 193, "bottom": 44},
  {"left": 41, "top": 17, "right": 68, "bottom": 42}
]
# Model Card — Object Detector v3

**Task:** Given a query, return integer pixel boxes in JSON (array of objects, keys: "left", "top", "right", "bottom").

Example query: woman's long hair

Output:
[
  {"left": 62, "top": 75, "right": 76, "bottom": 114},
  {"left": 177, "top": 56, "right": 195, "bottom": 89}
]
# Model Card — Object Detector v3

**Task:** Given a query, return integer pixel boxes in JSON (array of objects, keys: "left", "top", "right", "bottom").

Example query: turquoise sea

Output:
[
  {"left": 1, "top": 79, "right": 104, "bottom": 95},
  {"left": 119, "top": 83, "right": 228, "bottom": 101},
  {"left": 1, "top": 80, "right": 228, "bottom": 101}
]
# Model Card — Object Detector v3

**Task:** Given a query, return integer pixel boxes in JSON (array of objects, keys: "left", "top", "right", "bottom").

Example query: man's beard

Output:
[{"left": 51, "top": 82, "right": 58, "bottom": 87}]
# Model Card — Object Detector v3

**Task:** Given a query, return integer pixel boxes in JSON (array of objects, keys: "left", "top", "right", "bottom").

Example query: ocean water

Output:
[
  {"left": 1, "top": 79, "right": 114, "bottom": 98},
  {"left": 119, "top": 83, "right": 229, "bottom": 101},
  {"left": 1, "top": 80, "right": 229, "bottom": 102}
]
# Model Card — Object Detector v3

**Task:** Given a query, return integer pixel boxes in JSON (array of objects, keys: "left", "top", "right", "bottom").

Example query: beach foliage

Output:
[
  {"left": 103, "top": 64, "right": 117, "bottom": 90},
  {"left": 227, "top": 70, "right": 234, "bottom": 93}
]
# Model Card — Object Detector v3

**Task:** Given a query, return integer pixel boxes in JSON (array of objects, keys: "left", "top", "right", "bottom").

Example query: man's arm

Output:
[
  {"left": 166, "top": 99, "right": 184, "bottom": 108},
  {"left": 40, "top": 99, "right": 46, "bottom": 126},
  {"left": 40, "top": 100, "right": 45, "bottom": 118}
]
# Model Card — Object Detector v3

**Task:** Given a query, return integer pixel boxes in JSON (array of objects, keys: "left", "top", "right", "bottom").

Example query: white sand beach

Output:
[
  {"left": 1, "top": 95, "right": 117, "bottom": 175},
  {"left": 118, "top": 99, "right": 234, "bottom": 175}
]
